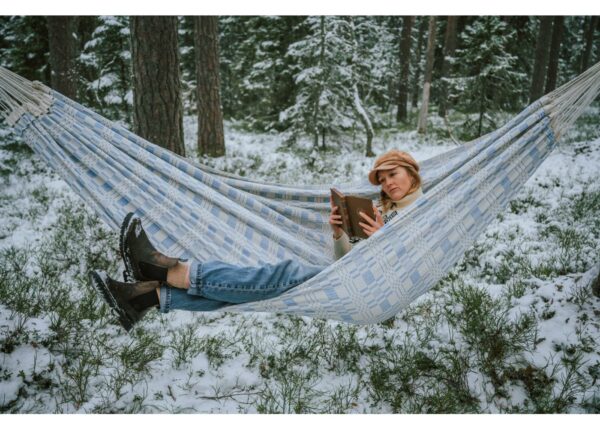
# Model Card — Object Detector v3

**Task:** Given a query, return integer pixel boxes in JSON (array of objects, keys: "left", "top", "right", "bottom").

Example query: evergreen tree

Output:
[
  {"left": 0, "top": 16, "right": 50, "bottom": 83},
  {"left": 195, "top": 16, "right": 225, "bottom": 157},
  {"left": 580, "top": 16, "right": 598, "bottom": 73},
  {"left": 352, "top": 16, "right": 396, "bottom": 128},
  {"left": 450, "top": 16, "right": 527, "bottom": 138},
  {"left": 280, "top": 16, "right": 355, "bottom": 149},
  {"left": 417, "top": 17, "right": 437, "bottom": 134},
  {"left": 411, "top": 17, "right": 428, "bottom": 109},
  {"left": 281, "top": 16, "right": 386, "bottom": 151},
  {"left": 558, "top": 16, "right": 587, "bottom": 84},
  {"left": 545, "top": 16, "right": 564, "bottom": 94},
  {"left": 130, "top": 16, "right": 185, "bottom": 156},
  {"left": 529, "top": 16, "right": 553, "bottom": 103},
  {"left": 179, "top": 16, "right": 198, "bottom": 114},
  {"left": 79, "top": 16, "right": 132, "bottom": 124},
  {"left": 397, "top": 16, "right": 414, "bottom": 124},
  {"left": 438, "top": 16, "right": 458, "bottom": 117},
  {"left": 220, "top": 16, "right": 306, "bottom": 130},
  {"left": 47, "top": 16, "right": 80, "bottom": 100}
]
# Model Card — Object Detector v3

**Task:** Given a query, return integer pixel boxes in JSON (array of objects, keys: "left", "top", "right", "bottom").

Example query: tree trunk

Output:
[
  {"left": 438, "top": 16, "right": 458, "bottom": 117},
  {"left": 46, "top": 16, "right": 79, "bottom": 99},
  {"left": 417, "top": 17, "right": 436, "bottom": 134},
  {"left": 396, "top": 16, "right": 414, "bottom": 124},
  {"left": 195, "top": 16, "right": 225, "bottom": 157},
  {"left": 592, "top": 267, "right": 600, "bottom": 297},
  {"left": 581, "top": 16, "right": 598, "bottom": 73},
  {"left": 352, "top": 84, "right": 375, "bottom": 157},
  {"left": 130, "top": 16, "right": 185, "bottom": 156},
  {"left": 312, "top": 16, "right": 326, "bottom": 150},
  {"left": 545, "top": 16, "right": 564, "bottom": 94},
  {"left": 529, "top": 16, "right": 553, "bottom": 104},
  {"left": 478, "top": 80, "right": 486, "bottom": 137},
  {"left": 411, "top": 17, "right": 428, "bottom": 109}
]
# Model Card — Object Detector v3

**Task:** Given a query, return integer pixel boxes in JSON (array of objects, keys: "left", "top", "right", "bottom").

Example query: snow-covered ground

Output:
[{"left": 0, "top": 111, "right": 599, "bottom": 413}]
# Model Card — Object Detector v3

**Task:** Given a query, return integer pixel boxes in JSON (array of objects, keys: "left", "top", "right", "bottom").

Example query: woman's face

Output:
[{"left": 378, "top": 166, "right": 413, "bottom": 200}]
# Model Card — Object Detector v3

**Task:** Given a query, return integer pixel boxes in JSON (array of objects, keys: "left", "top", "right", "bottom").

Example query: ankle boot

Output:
[
  {"left": 119, "top": 212, "right": 184, "bottom": 283},
  {"left": 89, "top": 270, "right": 161, "bottom": 332}
]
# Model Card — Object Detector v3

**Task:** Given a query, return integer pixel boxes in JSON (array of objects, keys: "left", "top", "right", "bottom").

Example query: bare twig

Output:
[{"left": 443, "top": 112, "right": 462, "bottom": 145}]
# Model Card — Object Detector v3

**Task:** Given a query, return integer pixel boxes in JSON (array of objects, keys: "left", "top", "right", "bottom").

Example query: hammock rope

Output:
[{"left": 1, "top": 63, "right": 599, "bottom": 323}]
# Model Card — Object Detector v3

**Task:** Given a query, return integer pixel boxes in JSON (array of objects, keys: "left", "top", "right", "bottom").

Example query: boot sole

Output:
[
  {"left": 89, "top": 271, "right": 134, "bottom": 332},
  {"left": 119, "top": 212, "right": 136, "bottom": 282}
]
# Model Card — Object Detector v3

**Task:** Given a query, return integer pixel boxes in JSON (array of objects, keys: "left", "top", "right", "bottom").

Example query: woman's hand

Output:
[
  {"left": 358, "top": 205, "right": 384, "bottom": 237},
  {"left": 329, "top": 201, "right": 344, "bottom": 239}
]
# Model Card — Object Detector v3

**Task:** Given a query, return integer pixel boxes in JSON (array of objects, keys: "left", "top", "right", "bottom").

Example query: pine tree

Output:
[
  {"left": 450, "top": 16, "right": 527, "bottom": 138},
  {"left": 0, "top": 16, "right": 50, "bottom": 83},
  {"left": 558, "top": 17, "right": 587, "bottom": 83},
  {"left": 580, "top": 16, "right": 599, "bottom": 73},
  {"left": 417, "top": 17, "right": 436, "bottom": 134},
  {"left": 529, "top": 16, "right": 553, "bottom": 103},
  {"left": 280, "top": 16, "right": 386, "bottom": 152},
  {"left": 130, "top": 16, "right": 185, "bottom": 156},
  {"left": 179, "top": 16, "right": 198, "bottom": 114},
  {"left": 348, "top": 17, "right": 380, "bottom": 157},
  {"left": 47, "top": 16, "right": 79, "bottom": 100},
  {"left": 79, "top": 16, "right": 132, "bottom": 124},
  {"left": 219, "top": 16, "right": 306, "bottom": 131},
  {"left": 411, "top": 17, "right": 427, "bottom": 109},
  {"left": 438, "top": 16, "right": 458, "bottom": 117},
  {"left": 396, "top": 16, "right": 414, "bottom": 124},
  {"left": 280, "top": 16, "right": 355, "bottom": 149},
  {"left": 194, "top": 16, "right": 225, "bottom": 157},
  {"left": 545, "top": 16, "right": 564, "bottom": 94}
]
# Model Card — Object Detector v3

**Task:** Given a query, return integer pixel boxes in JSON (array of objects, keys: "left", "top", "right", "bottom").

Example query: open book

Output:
[{"left": 330, "top": 188, "right": 376, "bottom": 240}]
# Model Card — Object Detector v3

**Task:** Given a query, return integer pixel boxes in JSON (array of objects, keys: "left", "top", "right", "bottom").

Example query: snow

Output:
[{"left": 1, "top": 109, "right": 599, "bottom": 413}]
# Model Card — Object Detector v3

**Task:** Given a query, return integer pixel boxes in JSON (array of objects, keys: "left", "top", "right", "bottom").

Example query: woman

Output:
[{"left": 90, "top": 150, "right": 423, "bottom": 331}]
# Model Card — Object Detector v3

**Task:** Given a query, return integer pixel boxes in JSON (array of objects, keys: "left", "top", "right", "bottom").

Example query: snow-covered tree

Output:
[
  {"left": 0, "top": 16, "right": 50, "bottom": 83},
  {"left": 178, "top": 16, "right": 198, "bottom": 114},
  {"left": 281, "top": 16, "right": 387, "bottom": 154},
  {"left": 219, "top": 16, "right": 305, "bottom": 130},
  {"left": 449, "top": 16, "right": 527, "bottom": 138},
  {"left": 280, "top": 16, "right": 355, "bottom": 149},
  {"left": 79, "top": 16, "right": 132, "bottom": 124}
]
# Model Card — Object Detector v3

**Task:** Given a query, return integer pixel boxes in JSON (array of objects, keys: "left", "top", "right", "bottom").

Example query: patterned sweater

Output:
[{"left": 333, "top": 187, "right": 423, "bottom": 260}]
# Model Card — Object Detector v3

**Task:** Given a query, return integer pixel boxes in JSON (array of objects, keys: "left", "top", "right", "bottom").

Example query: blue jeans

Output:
[{"left": 159, "top": 259, "right": 326, "bottom": 313}]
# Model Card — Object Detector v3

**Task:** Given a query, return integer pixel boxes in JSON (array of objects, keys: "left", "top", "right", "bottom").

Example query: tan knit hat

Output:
[{"left": 368, "top": 150, "right": 420, "bottom": 186}]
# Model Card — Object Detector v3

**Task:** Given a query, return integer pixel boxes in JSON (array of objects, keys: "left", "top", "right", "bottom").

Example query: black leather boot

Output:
[
  {"left": 89, "top": 270, "right": 161, "bottom": 331},
  {"left": 119, "top": 212, "right": 184, "bottom": 283}
]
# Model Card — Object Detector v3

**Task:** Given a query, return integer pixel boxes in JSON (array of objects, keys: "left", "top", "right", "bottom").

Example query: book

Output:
[{"left": 330, "top": 187, "right": 376, "bottom": 240}]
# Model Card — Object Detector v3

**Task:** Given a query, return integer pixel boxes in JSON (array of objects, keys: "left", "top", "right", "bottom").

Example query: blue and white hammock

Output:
[{"left": 1, "top": 63, "right": 600, "bottom": 324}]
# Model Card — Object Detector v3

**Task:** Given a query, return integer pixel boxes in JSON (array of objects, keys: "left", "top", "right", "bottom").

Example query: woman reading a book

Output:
[
  {"left": 331, "top": 150, "right": 422, "bottom": 259},
  {"left": 89, "top": 150, "right": 423, "bottom": 330}
]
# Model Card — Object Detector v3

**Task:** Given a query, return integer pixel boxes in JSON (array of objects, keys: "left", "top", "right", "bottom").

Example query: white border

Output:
[{"left": 3, "top": 0, "right": 600, "bottom": 15}]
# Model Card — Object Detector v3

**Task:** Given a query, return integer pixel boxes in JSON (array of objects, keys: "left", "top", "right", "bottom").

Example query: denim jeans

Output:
[{"left": 159, "top": 259, "right": 326, "bottom": 313}]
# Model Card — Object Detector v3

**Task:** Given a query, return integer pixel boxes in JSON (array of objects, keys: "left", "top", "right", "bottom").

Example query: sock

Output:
[{"left": 166, "top": 261, "right": 191, "bottom": 289}]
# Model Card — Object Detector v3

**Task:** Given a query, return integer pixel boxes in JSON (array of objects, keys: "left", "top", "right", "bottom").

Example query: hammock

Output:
[{"left": 1, "top": 63, "right": 600, "bottom": 324}]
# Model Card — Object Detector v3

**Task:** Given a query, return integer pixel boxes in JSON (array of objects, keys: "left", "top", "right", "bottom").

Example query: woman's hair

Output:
[{"left": 368, "top": 150, "right": 421, "bottom": 213}]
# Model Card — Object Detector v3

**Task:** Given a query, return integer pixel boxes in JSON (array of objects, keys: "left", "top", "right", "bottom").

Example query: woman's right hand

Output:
[{"left": 329, "top": 201, "right": 344, "bottom": 239}]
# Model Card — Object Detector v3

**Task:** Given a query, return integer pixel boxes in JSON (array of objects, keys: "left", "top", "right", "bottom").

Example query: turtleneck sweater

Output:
[{"left": 333, "top": 187, "right": 423, "bottom": 260}]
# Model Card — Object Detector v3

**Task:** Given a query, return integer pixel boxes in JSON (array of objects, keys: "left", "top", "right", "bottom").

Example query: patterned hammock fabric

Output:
[{"left": 1, "top": 63, "right": 600, "bottom": 324}]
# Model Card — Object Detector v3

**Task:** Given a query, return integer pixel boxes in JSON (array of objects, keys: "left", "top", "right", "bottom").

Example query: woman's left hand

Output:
[{"left": 358, "top": 205, "right": 384, "bottom": 237}]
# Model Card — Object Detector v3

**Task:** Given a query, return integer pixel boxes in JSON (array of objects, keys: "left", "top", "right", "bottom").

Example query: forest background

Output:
[{"left": 1, "top": 16, "right": 598, "bottom": 156}]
